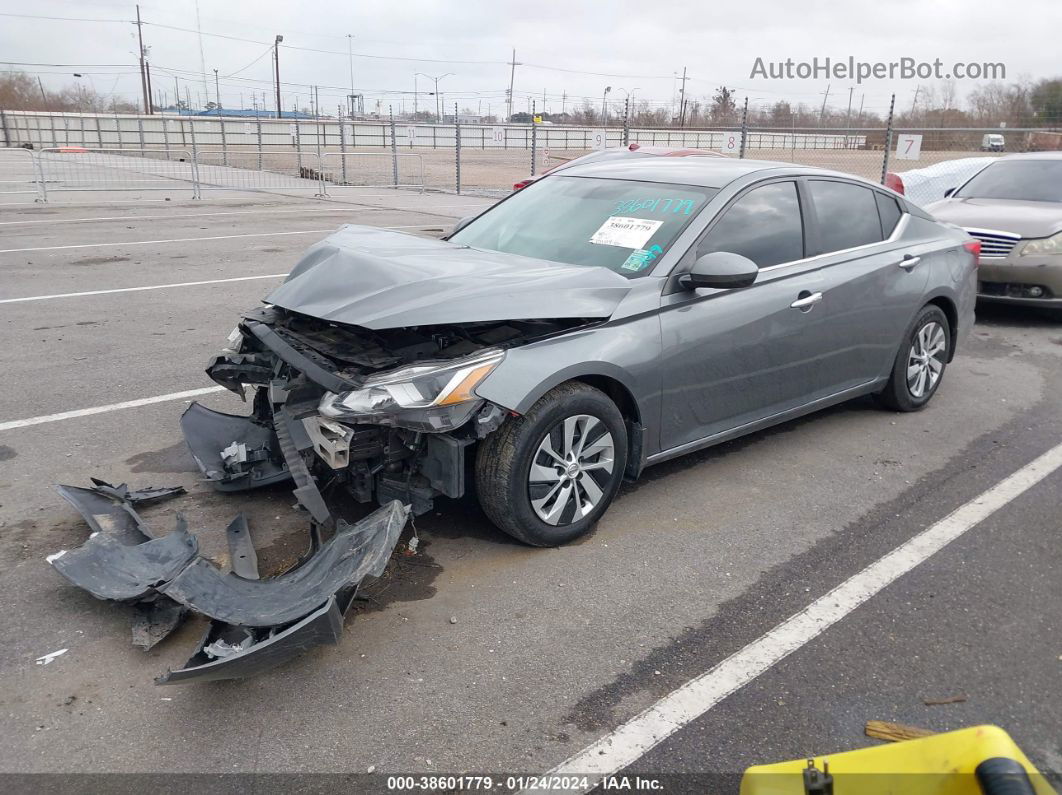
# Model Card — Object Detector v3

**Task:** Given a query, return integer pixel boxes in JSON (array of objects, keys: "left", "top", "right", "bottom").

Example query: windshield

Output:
[
  {"left": 955, "top": 160, "right": 1062, "bottom": 202},
  {"left": 450, "top": 175, "right": 716, "bottom": 277}
]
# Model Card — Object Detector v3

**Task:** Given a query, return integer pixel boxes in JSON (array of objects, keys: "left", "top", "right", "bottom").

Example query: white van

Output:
[{"left": 981, "top": 133, "right": 1005, "bottom": 152}]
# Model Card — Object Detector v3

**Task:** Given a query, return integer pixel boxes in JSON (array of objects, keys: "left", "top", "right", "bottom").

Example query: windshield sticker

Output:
[
  {"left": 621, "top": 245, "right": 664, "bottom": 272},
  {"left": 590, "top": 216, "right": 663, "bottom": 249},
  {"left": 614, "top": 197, "right": 698, "bottom": 215}
]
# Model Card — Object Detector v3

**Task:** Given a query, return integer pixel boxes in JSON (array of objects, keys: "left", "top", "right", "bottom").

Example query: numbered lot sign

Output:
[{"left": 895, "top": 133, "right": 923, "bottom": 160}]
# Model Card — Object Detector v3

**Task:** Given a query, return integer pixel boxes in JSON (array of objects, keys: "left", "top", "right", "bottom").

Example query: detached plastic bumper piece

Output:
[
  {"left": 49, "top": 479, "right": 410, "bottom": 685},
  {"left": 180, "top": 402, "right": 290, "bottom": 492}
]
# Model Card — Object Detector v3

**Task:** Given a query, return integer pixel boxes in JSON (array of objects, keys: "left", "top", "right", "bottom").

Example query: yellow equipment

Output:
[{"left": 740, "top": 725, "right": 1057, "bottom": 795}]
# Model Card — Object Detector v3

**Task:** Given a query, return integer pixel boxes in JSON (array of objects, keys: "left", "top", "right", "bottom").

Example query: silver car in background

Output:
[
  {"left": 926, "top": 152, "right": 1062, "bottom": 313},
  {"left": 191, "top": 157, "right": 978, "bottom": 546}
]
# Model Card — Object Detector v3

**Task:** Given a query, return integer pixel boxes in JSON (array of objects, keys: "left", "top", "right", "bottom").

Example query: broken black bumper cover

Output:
[
  {"left": 48, "top": 480, "right": 409, "bottom": 684},
  {"left": 180, "top": 403, "right": 291, "bottom": 491}
]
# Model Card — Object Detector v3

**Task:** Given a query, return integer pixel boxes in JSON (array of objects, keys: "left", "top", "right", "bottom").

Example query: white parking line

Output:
[
  {"left": 0, "top": 387, "right": 226, "bottom": 432},
  {"left": 0, "top": 229, "right": 334, "bottom": 254},
  {"left": 0, "top": 204, "right": 489, "bottom": 227},
  {"left": 538, "top": 439, "right": 1062, "bottom": 792},
  {"left": 0, "top": 273, "right": 288, "bottom": 304},
  {"left": 0, "top": 223, "right": 455, "bottom": 257}
]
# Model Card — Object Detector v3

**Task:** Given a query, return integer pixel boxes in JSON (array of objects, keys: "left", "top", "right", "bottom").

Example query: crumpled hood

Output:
[
  {"left": 265, "top": 225, "right": 633, "bottom": 329},
  {"left": 925, "top": 198, "right": 1062, "bottom": 239}
]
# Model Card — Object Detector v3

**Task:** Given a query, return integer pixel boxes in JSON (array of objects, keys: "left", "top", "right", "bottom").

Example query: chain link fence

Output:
[{"left": 2, "top": 107, "right": 1059, "bottom": 202}]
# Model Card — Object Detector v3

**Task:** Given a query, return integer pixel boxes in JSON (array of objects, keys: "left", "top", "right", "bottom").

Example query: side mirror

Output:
[
  {"left": 450, "top": 216, "right": 475, "bottom": 236},
  {"left": 943, "top": 187, "right": 957, "bottom": 198},
  {"left": 679, "top": 252, "right": 759, "bottom": 290}
]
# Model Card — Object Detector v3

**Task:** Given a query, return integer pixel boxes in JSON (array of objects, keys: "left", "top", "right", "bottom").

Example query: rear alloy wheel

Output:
[
  {"left": 877, "top": 305, "right": 951, "bottom": 411},
  {"left": 475, "top": 383, "right": 627, "bottom": 546}
]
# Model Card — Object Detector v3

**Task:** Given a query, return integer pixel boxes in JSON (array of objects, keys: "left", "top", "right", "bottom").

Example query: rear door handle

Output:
[
  {"left": 898, "top": 254, "right": 921, "bottom": 271},
  {"left": 790, "top": 291, "right": 823, "bottom": 310}
]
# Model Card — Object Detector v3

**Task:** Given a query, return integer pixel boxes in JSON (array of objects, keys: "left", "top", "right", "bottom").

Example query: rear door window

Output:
[
  {"left": 809, "top": 180, "right": 885, "bottom": 254},
  {"left": 697, "top": 181, "right": 804, "bottom": 267}
]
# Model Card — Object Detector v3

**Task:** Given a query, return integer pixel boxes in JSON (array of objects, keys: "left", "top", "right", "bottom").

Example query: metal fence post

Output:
[
  {"left": 622, "top": 98, "right": 630, "bottom": 146},
  {"left": 880, "top": 93, "right": 896, "bottom": 185},
  {"left": 255, "top": 113, "right": 263, "bottom": 169},
  {"left": 219, "top": 113, "right": 228, "bottom": 166},
  {"left": 739, "top": 97, "right": 749, "bottom": 158},
  {"left": 32, "top": 150, "right": 48, "bottom": 202},
  {"left": 338, "top": 105, "right": 348, "bottom": 185},
  {"left": 530, "top": 100, "right": 538, "bottom": 176},
  {"left": 390, "top": 106, "right": 399, "bottom": 188},
  {"left": 188, "top": 119, "right": 201, "bottom": 199},
  {"left": 454, "top": 102, "right": 461, "bottom": 194},
  {"left": 294, "top": 105, "right": 303, "bottom": 176}
]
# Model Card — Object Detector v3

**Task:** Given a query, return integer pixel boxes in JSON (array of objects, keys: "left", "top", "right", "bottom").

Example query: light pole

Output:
[
  {"left": 346, "top": 34, "right": 355, "bottom": 118},
  {"left": 416, "top": 73, "right": 452, "bottom": 121},
  {"left": 274, "top": 34, "right": 284, "bottom": 119},
  {"left": 601, "top": 86, "right": 612, "bottom": 125},
  {"left": 213, "top": 68, "right": 221, "bottom": 113}
]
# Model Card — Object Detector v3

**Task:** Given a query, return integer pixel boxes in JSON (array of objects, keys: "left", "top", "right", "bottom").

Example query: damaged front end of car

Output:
[{"left": 186, "top": 305, "right": 590, "bottom": 516}]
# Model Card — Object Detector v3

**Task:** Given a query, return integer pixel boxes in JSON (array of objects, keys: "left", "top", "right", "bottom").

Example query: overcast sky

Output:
[{"left": 1, "top": 0, "right": 1056, "bottom": 118}]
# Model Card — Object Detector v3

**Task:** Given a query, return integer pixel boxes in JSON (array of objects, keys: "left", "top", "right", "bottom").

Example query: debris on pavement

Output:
[
  {"left": 47, "top": 478, "right": 410, "bottom": 684},
  {"left": 865, "top": 720, "right": 937, "bottom": 742},
  {"left": 35, "top": 649, "right": 68, "bottom": 666},
  {"left": 922, "top": 694, "right": 968, "bottom": 706}
]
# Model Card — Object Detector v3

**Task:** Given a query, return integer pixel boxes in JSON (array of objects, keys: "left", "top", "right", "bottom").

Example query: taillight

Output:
[
  {"left": 884, "top": 172, "right": 904, "bottom": 195},
  {"left": 964, "top": 240, "right": 981, "bottom": 264},
  {"left": 512, "top": 179, "right": 531, "bottom": 191}
]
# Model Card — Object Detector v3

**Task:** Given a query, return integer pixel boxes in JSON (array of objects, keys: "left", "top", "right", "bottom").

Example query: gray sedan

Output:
[{"left": 188, "top": 157, "right": 977, "bottom": 546}]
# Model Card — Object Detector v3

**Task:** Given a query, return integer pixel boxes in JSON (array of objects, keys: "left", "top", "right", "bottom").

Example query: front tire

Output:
[
  {"left": 876, "top": 304, "right": 951, "bottom": 412},
  {"left": 475, "top": 383, "right": 627, "bottom": 546}
]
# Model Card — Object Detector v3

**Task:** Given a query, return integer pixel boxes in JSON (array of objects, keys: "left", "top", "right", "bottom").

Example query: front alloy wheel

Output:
[
  {"left": 529, "top": 415, "right": 615, "bottom": 525},
  {"left": 475, "top": 383, "right": 628, "bottom": 546}
]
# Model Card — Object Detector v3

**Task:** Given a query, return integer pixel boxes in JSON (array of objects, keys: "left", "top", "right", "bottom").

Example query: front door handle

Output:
[
  {"left": 898, "top": 254, "right": 921, "bottom": 271},
  {"left": 790, "top": 291, "right": 823, "bottom": 311}
]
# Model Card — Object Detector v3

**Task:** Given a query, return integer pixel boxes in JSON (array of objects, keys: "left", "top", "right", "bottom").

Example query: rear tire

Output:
[
  {"left": 475, "top": 382, "right": 627, "bottom": 546},
  {"left": 876, "top": 304, "right": 951, "bottom": 412}
]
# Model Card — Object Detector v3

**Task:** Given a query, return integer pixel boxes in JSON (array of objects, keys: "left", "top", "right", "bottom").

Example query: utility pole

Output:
[
  {"left": 561, "top": 91, "right": 567, "bottom": 115},
  {"left": 601, "top": 86, "right": 611, "bottom": 125},
  {"left": 274, "top": 35, "right": 284, "bottom": 119},
  {"left": 37, "top": 76, "right": 47, "bottom": 106},
  {"left": 173, "top": 75, "right": 180, "bottom": 112},
  {"left": 819, "top": 82, "right": 831, "bottom": 125},
  {"left": 677, "top": 66, "right": 688, "bottom": 126},
  {"left": 413, "top": 73, "right": 418, "bottom": 116},
  {"left": 213, "top": 68, "right": 221, "bottom": 112},
  {"left": 347, "top": 34, "right": 355, "bottom": 117},
  {"left": 145, "top": 61, "right": 153, "bottom": 112},
  {"left": 195, "top": 1, "right": 209, "bottom": 102},
  {"left": 845, "top": 86, "right": 854, "bottom": 128},
  {"left": 135, "top": 5, "right": 150, "bottom": 114},
  {"left": 506, "top": 48, "right": 520, "bottom": 122}
]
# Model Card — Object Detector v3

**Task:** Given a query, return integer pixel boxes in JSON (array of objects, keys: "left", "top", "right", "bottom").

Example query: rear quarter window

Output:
[
  {"left": 809, "top": 180, "right": 884, "bottom": 254},
  {"left": 875, "top": 192, "right": 903, "bottom": 237}
]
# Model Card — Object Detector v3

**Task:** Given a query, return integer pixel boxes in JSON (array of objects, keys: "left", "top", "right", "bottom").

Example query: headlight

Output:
[
  {"left": 319, "top": 349, "right": 504, "bottom": 432},
  {"left": 1020, "top": 232, "right": 1062, "bottom": 256}
]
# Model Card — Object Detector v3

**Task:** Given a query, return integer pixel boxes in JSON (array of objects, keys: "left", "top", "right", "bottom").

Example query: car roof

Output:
[
  {"left": 558, "top": 155, "right": 881, "bottom": 189},
  {"left": 1000, "top": 151, "right": 1062, "bottom": 161}
]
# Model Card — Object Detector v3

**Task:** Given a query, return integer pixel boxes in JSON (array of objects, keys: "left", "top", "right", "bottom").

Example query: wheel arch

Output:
[{"left": 924, "top": 293, "right": 959, "bottom": 362}]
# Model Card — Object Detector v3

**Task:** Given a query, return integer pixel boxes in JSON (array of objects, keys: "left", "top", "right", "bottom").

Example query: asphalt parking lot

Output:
[{"left": 0, "top": 178, "right": 1060, "bottom": 790}]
